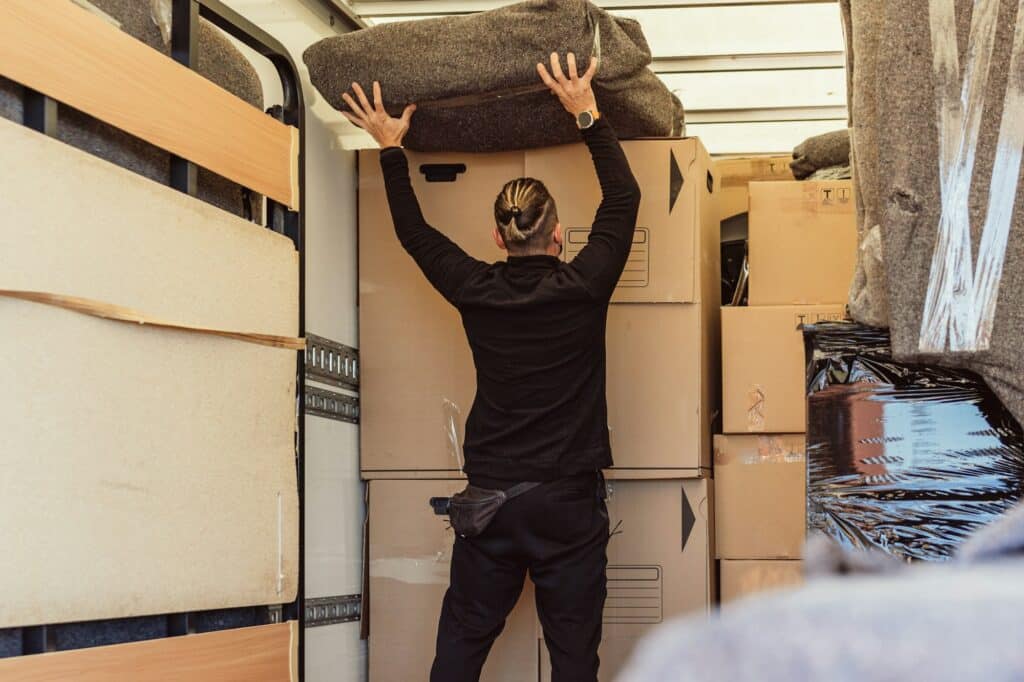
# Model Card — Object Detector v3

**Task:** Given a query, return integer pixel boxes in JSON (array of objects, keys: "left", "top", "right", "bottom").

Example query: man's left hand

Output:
[{"left": 342, "top": 81, "right": 416, "bottom": 148}]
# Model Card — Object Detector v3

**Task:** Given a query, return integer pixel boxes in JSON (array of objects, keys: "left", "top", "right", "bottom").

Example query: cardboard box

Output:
[
  {"left": 360, "top": 138, "right": 719, "bottom": 476},
  {"left": 720, "top": 560, "right": 803, "bottom": 604},
  {"left": 722, "top": 304, "right": 845, "bottom": 434},
  {"left": 714, "top": 434, "right": 806, "bottom": 559},
  {"left": 714, "top": 155, "right": 794, "bottom": 222},
  {"left": 540, "top": 478, "right": 713, "bottom": 682},
  {"left": 748, "top": 180, "right": 858, "bottom": 305},
  {"left": 368, "top": 479, "right": 539, "bottom": 682}
]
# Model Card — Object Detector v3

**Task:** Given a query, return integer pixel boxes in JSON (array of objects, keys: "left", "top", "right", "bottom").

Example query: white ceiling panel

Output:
[
  {"left": 615, "top": 3, "right": 845, "bottom": 59},
  {"left": 661, "top": 68, "right": 845, "bottom": 111},
  {"left": 688, "top": 118, "right": 846, "bottom": 155},
  {"left": 354, "top": 0, "right": 835, "bottom": 16}
]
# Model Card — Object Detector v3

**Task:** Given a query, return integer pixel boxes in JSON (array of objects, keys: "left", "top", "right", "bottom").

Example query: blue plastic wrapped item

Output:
[{"left": 804, "top": 321, "right": 1024, "bottom": 562}]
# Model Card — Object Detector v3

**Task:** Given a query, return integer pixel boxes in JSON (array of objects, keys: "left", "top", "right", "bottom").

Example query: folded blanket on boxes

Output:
[
  {"left": 303, "top": 0, "right": 684, "bottom": 152},
  {"left": 841, "top": 0, "right": 1024, "bottom": 428}
]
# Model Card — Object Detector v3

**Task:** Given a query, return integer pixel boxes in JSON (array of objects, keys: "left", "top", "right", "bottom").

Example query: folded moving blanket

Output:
[
  {"left": 303, "top": 0, "right": 684, "bottom": 152},
  {"left": 790, "top": 128, "right": 851, "bottom": 180},
  {"left": 842, "top": 0, "right": 1024, "bottom": 429}
]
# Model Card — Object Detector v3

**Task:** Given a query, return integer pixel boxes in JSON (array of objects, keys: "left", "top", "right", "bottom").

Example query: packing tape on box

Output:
[
  {"left": 443, "top": 398, "right": 466, "bottom": 470},
  {"left": 919, "top": 0, "right": 1024, "bottom": 354},
  {"left": 714, "top": 435, "right": 806, "bottom": 466},
  {"left": 746, "top": 384, "right": 767, "bottom": 432},
  {"left": 0, "top": 289, "right": 305, "bottom": 350},
  {"left": 370, "top": 556, "right": 452, "bottom": 586}
]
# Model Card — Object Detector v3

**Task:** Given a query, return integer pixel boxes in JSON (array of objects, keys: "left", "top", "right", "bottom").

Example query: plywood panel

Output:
[
  {"left": 0, "top": 119, "right": 299, "bottom": 628},
  {"left": 0, "top": 119, "right": 298, "bottom": 335},
  {"left": 0, "top": 0, "right": 299, "bottom": 208},
  {"left": 0, "top": 622, "right": 298, "bottom": 682}
]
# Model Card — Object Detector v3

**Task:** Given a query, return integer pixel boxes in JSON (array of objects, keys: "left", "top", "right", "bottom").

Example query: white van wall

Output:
[{"left": 224, "top": 2, "right": 366, "bottom": 680}]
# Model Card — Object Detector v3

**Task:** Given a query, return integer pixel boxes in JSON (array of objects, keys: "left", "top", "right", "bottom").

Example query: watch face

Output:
[{"left": 578, "top": 111, "right": 594, "bottom": 128}]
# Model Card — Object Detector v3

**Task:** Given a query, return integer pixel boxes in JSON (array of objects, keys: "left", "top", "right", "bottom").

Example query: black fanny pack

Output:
[{"left": 430, "top": 482, "right": 540, "bottom": 538}]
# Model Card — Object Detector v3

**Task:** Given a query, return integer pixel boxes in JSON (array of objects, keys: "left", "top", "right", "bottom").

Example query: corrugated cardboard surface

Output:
[
  {"left": 541, "top": 478, "right": 713, "bottom": 682},
  {"left": 0, "top": 121, "right": 299, "bottom": 627},
  {"left": 360, "top": 138, "right": 719, "bottom": 476},
  {"left": 720, "top": 560, "right": 803, "bottom": 604},
  {"left": 713, "top": 434, "right": 806, "bottom": 559},
  {"left": 368, "top": 479, "right": 538, "bottom": 681},
  {"left": 748, "top": 180, "right": 858, "bottom": 305},
  {"left": 722, "top": 304, "right": 846, "bottom": 433},
  {"left": 714, "top": 155, "right": 794, "bottom": 221},
  {"left": 606, "top": 304, "right": 711, "bottom": 471}
]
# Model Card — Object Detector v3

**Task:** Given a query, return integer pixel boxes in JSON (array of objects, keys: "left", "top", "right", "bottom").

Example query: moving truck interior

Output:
[{"left": 4, "top": 1, "right": 1024, "bottom": 680}]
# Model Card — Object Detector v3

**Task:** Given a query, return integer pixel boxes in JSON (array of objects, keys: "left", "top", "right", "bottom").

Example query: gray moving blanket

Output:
[
  {"left": 0, "top": 0, "right": 264, "bottom": 219},
  {"left": 840, "top": 0, "right": 1024, "bottom": 428},
  {"left": 789, "top": 128, "right": 850, "bottom": 180},
  {"left": 303, "top": 0, "right": 684, "bottom": 152}
]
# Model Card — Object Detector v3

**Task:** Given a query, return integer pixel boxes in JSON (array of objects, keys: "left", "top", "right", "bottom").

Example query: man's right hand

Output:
[{"left": 537, "top": 52, "right": 599, "bottom": 118}]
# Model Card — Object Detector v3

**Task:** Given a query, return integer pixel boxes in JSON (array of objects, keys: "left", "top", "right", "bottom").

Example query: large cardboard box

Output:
[
  {"left": 720, "top": 560, "right": 803, "bottom": 604},
  {"left": 714, "top": 155, "right": 794, "bottom": 222},
  {"left": 748, "top": 180, "right": 858, "bottom": 306},
  {"left": 540, "top": 478, "right": 713, "bottom": 682},
  {"left": 368, "top": 479, "right": 539, "bottom": 682},
  {"left": 360, "top": 137, "right": 719, "bottom": 477},
  {"left": 722, "top": 304, "right": 845, "bottom": 434},
  {"left": 714, "top": 434, "right": 805, "bottom": 559}
]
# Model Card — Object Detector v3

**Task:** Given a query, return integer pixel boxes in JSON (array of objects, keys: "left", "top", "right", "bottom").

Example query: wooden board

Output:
[
  {"left": 0, "top": 119, "right": 299, "bottom": 628},
  {"left": 0, "top": 622, "right": 298, "bottom": 682},
  {"left": 0, "top": 0, "right": 299, "bottom": 209}
]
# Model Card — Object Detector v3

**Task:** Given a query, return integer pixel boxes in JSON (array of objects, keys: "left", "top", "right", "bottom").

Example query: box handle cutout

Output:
[
  {"left": 420, "top": 163, "right": 467, "bottom": 182},
  {"left": 706, "top": 170, "right": 714, "bottom": 194}
]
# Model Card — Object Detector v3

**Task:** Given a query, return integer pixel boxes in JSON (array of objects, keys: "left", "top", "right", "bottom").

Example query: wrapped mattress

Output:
[
  {"left": 804, "top": 321, "right": 1024, "bottom": 562},
  {"left": 303, "top": 0, "right": 684, "bottom": 152},
  {"left": 841, "top": 0, "right": 1024, "bottom": 428},
  {"left": 0, "top": 0, "right": 264, "bottom": 219}
]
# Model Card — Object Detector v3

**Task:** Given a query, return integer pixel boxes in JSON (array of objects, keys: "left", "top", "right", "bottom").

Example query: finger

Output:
[
  {"left": 341, "top": 110, "right": 366, "bottom": 130},
  {"left": 584, "top": 55, "right": 598, "bottom": 81},
  {"left": 537, "top": 62, "right": 565, "bottom": 96},
  {"left": 373, "top": 81, "right": 384, "bottom": 113},
  {"left": 342, "top": 91, "right": 366, "bottom": 118},
  {"left": 352, "top": 81, "right": 373, "bottom": 114},
  {"left": 400, "top": 103, "right": 417, "bottom": 125},
  {"left": 567, "top": 52, "right": 579, "bottom": 83},
  {"left": 550, "top": 52, "right": 568, "bottom": 84}
]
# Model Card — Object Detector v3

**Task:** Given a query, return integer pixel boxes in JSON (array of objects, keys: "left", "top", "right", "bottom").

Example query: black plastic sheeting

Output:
[{"left": 804, "top": 321, "right": 1024, "bottom": 562}]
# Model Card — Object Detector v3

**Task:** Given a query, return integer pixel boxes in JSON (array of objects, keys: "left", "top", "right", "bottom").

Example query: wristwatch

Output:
[{"left": 576, "top": 109, "right": 601, "bottom": 130}]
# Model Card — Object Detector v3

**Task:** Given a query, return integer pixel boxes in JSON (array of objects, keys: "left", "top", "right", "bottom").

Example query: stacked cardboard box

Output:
[
  {"left": 716, "top": 177, "right": 857, "bottom": 602},
  {"left": 359, "top": 134, "right": 720, "bottom": 681}
]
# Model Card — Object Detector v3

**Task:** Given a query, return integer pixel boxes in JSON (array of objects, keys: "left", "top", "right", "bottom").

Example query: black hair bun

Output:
[{"left": 510, "top": 205, "right": 522, "bottom": 217}]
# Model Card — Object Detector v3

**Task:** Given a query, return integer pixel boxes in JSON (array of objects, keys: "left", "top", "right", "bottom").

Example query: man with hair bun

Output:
[{"left": 341, "top": 50, "right": 641, "bottom": 682}]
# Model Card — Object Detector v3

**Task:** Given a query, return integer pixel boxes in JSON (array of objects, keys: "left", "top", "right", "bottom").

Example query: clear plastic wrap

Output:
[{"left": 804, "top": 321, "right": 1024, "bottom": 561}]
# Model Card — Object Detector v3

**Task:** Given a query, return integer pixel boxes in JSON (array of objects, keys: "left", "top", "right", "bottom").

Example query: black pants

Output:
[{"left": 430, "top": 473, "right": 609, "bottom": 682}]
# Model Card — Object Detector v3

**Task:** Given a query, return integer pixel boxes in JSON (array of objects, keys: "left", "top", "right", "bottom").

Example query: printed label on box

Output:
[
  {"left": 567, "top": 228, "right": 649, "bottom": 287},
  {"left": 604, "top": 565, "right": 663, "bottom": 624}
]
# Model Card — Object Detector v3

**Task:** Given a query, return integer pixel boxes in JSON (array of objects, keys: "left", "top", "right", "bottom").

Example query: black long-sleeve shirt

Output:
[{"left": 379, "top": 117, "right": 641, "bottom": 483}]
